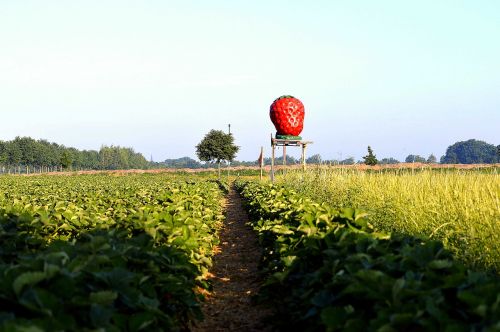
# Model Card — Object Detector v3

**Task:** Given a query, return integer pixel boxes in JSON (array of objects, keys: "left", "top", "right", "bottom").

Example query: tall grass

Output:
[{"left": 277, "top": 167, "right": 500, "bottom": 271}]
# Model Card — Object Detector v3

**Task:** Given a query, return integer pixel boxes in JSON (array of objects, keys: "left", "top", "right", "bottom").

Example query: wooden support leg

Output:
[
  {"left": 271, "top": 144, "right": 275, "bottom": 183},
  {"left": 260, "top": 146, "right": 263, "bottom": 181},
  {"left": 283, "top": 145, "right": 286, "bottom": 166},
  {"left": 303, "top": 144, "right": 307, "bottom": 171}
]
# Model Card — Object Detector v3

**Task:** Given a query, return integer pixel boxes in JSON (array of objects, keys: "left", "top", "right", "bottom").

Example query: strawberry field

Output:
[
  {"left": 0, "top": 174, "right": 225, "bottom": 331},
  {"left": 1, "top": 172, "right": 499, "bottom": 331}
]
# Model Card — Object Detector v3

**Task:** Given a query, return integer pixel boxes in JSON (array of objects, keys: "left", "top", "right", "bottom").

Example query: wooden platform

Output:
[
  {"left": 271, "top": 137, "right": 313, "bottom": 147},
  {"left": 270, "top": 134, "right": 313, "bottom": 181}
]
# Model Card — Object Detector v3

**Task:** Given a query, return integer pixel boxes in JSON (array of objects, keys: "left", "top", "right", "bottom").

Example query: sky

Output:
[{"left": 1, "top": 0, "right": 499, "bottom": 162}]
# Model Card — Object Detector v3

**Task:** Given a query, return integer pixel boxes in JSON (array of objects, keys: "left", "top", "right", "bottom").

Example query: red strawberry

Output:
[{"left": 270, "top": 95, "right": 305, "bottom": 136}]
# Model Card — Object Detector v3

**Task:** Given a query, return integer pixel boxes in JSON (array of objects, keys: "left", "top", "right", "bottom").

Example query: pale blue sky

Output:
[{"left": 1, "top": 1, "right": 499, "bottom": 162}]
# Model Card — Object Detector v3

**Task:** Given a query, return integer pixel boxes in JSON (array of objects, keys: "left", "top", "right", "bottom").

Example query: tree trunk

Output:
[{"left": 218, "top": 160, "right": 221, "bottom": 179}]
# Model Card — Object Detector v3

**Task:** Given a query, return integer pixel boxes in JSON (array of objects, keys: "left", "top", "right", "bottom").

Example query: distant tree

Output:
[
  {"left": 0, "top": 137, "right": 149, "bottom": 172},
  {"left": 196, "top": 130, "right": 239, "bottom": 178},
  {"left": 441, "top": 139, "right": 498, "bottom": 164},
  {"left": 262, "top": 157, "right": 272, "bottom": 166},
  {"left": 67, "top": 147, "right": 81, "bottom": 169},
  {"left": 0, "top": 141, "right": 7, "bottom": 166},
  {"left": 6, "top": 140, "right": 22, "bottom": 166},
  {"left": 258, "top": 156, "right": 296, "bottom": 166},
  {"left": 363, "top": 146, "right": 378, "bottom": 166},
  {"left": 340, "top": 157, "right": 355, "bottom": 165},
  {"left": 426, "top": 154, "right": 437, "bottom": 164},
  {"left": 306, "top": 154, "right": 322, "bottom": 164},
  {"left": 34, "top": 141, "right": 50, "bottom": 167},
  {"left": 99, "top": 146, "right": 113, "bottom": 169},
  {"left": 405, "top": 154, "right": 426, "bottom": 163},
  {"left": 275, "top": 155, "right": 298, "bottom": 164},
  {"left": 232, "top": 160, "right": 258, "bottom": 167},
  {"left": 131, "top": 152, "right": 149, "bottom": 169},
  {"left": 260, "top": 155, "right": 302, "bottom": 166},
  {"left": 60, "top": 151, "right": 72, "bottom": 169},
  {"left": 379, "top": 157, "right": 400, "bottom": 165},
  {"left": 162, "top": 157, "right": 202, "bottom": 169},
  {"left": 16, "top": 136, "right": 37, "bottom": 166},
  {"left": 98, "top": 145, "right": 148, "bottom": 170}
]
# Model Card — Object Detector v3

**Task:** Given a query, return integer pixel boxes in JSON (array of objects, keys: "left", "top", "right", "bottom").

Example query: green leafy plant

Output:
[{"left": 0, "top": 174, "right": 225, "bottom": 331}]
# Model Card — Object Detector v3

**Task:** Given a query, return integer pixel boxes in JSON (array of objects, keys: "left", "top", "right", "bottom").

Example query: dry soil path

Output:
[{"left": 191, "top": 185, "right": 271, "bottom": 332}]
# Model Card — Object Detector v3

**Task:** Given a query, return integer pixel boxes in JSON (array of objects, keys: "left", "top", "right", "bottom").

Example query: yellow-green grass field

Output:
[{"left": 277, "top": 167, "right": 500, "bottom": 271}]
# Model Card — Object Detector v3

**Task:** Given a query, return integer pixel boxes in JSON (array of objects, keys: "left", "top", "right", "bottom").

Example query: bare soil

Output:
[{"left": 191, "top": 185, "right": 272, "bottom": 332}]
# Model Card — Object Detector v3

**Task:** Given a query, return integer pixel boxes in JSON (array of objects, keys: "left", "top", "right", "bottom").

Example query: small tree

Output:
[
  {"left": 405, "top": 154, "right": 426, "bottom": 163},
  {"left": 379, "top": 157, "right": 400, "bottom": 165},
  {"left": 426, "top": 154, "right": 437, "bottom": 164},
  {"left": 196, "top": 129, "right": 239, "bottom": 178},
  {"left": 363, "top": 146, "right": 378, "bottom": 166},
  {"left": 306, "top": 154, "right": 322, "bottom": 164},
  {"left": 60, "top": 151, "right": 72, "bottom": 170},
  {"left": 340, "top": 157, "right": 355, "bottom": 165}
]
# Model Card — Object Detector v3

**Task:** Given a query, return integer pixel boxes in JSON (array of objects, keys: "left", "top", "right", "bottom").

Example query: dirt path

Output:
[{"left": 192, "top": 185, "right": 271, "bottom": 332}]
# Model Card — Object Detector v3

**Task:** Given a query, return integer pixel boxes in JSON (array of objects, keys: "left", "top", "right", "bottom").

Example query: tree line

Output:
[
  {"left": 361, "top": 139, "right": 498, "bottom": 166},
  {"left": 0, "top": 137, "right": 149, "bottom": 173},
  {"left": 1, "top": 136, "right": 496, "bottom": 174},
  {"left": 157, "top": 137, "right": 499, "bottom": 169}
]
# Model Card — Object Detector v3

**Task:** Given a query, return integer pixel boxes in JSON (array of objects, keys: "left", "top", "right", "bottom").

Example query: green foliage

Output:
[
  {"left": 196, "top": 130, "right": 239, "bottom": 164},
  {"left": 441, "top": 139, "right": 499, "bottom": 164},
  {"left": 363, "top": 146, "right": 378, "bottom": 165},
  {"left": 426, "top": 154, "right": 437, "bottom": 163},
  {"left": 0, "top": 175, "right": 225, "bottom": 331},
  {"left": 98, "top": 145, "right": 149, "bottom": 170},
  {"left": 306, "top": 154, "right": 322, "bottom": 164},
  {"left": 405, "top": 154, "right": 426, "bottom": 163},
  {"left": 261, "top": 156, "right": 299, "bottom": 165},
  {"left": 0, "top": 137, "right": 149, "bottom": 170},
  {"left": 60, "top": 151, "right": 72, "bottom": 169},
  {"left": 339, "top": 157, "right": 355, "bottom": 165},
  {"left": 236, "top": 181, "right": 500, "bottom": 331},
  {"left": 196, "top": 130, "right": 239, "bottom": 178},
  {"left": 378, "top": 157, "right": 400, "bottom": 164},
  {"left": 160, "top": 157, "right": 202, "bottom": 168}
]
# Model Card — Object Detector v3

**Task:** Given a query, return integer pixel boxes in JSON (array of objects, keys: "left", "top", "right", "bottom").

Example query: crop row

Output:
[
  {"left": 236, "top": 181, "right": 500, "bottom": 331},
  {"left": 0, "top": 175, "right": 225, "bottom": 331}
]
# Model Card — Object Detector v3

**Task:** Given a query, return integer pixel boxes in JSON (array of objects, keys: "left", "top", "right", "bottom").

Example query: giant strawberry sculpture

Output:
[{"left": 270, "top": 95, "right": 305, "bottom": 138}]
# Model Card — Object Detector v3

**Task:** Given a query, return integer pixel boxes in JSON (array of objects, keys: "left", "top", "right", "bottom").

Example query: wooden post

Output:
[
  {"left": 271, "top": 139, "right": 275, "bottom": 183},
  {"left": 260, "top": 146, "right": 263, "bottom": 181},
  {"left": 283, "top": 145, "right": 286, "bottom": 166},
  {"left": 302, "top": 143, "right": 307, "bottom": 171}
]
